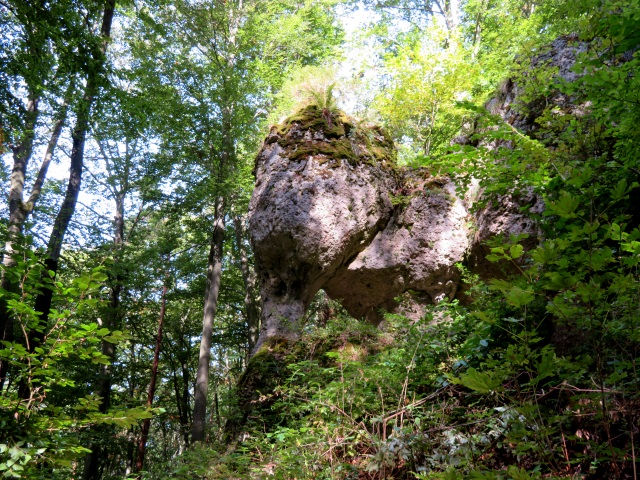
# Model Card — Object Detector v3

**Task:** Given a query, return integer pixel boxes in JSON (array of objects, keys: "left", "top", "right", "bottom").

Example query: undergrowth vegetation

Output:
[
  {"left": 151, "top": 256, "right": 638, "bottom": 479},
  {"left": 2, "top": 0, "right": 639, "bottom": 477},
  {"left": 151, "top": 187, "right": 640, "bottom": 477}
]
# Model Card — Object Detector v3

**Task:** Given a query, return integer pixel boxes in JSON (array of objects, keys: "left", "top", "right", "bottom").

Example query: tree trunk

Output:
[
  {"left": 26, "top": 85, "right": 74, "bottom": 215},
  {"left": 1, "top": 84, "right": 73, "bottom": 390},
  {"left": 171, "top": 358, "right": 190, "bottom": 447},
  {"left": 27, "top": 0, "right": 115, "bottom": 361},
  {"left": 188, "top": 0, "right": 239, "bottom": 443},
  {"left": 82, "top": 189, "right": 125, "bottom": 478},
  {"left": 191, "top": 200, "right": 225, "bottom": 443},
  {"left": 26, "top": 90, "right": 90, "bottom": 375},
  {"left": 3, "top": 95, "right": 38, "bottom": 272},
  {"left": 38, "top": 2, "right": 115, "bottom": 477},
  {"left": 0, "top": 94, "right": 38, "bottom": 388},
  {"left": 135, "top": 277, "right": 168, "bottom": 472},
  {"left": 233, "top": 215, "right": 260, "bottom": 356},
  {"left": 433, "top": 0, "right": 458, "bottom": 42},
  {"left": 171, "top": 332, "right": 191, "bottom": 447}
]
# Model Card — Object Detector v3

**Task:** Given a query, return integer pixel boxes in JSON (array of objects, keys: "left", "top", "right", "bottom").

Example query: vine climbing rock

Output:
[{"left": 248, "top": 105, "right": 537, "bottom": 354}]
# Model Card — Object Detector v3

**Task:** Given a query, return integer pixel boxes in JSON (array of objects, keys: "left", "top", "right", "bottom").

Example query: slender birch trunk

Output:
[{"left": 187, "top": 0, "right": 239, "bottom": 444}]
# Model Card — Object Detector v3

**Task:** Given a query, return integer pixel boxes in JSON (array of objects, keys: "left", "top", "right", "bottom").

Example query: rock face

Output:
[
  {"left": 248, "top": 38, "right": 595, "bottom": 350},
  {"left": 248, "top": 104, "right": 539, "bottom": 352},
  {"left": 249, "top": 106, "right": 397, "bottom": 345},
  {"left": 467, "top": 190, "right": 545, "bottom": 279},
  {"left": 485, "top": 36, "right": 589, "bottom": 136},
  {"left": 323, "top": 174, "right": 470, "bottom": 323},
  {"left": 246, "top": 36, "right": 603, "bottom": 352}
]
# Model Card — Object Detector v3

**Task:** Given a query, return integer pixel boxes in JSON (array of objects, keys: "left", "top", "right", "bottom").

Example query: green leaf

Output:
[
  {"left": 531, "top": 241, "right": 558, "bottom": 265},
  {"left": 455, "top": 367, "right": 503, "bottom": 393},
  {"left": 488, "top": 279, "right": 511, "bottom": 292},
  {"left": 95, "top": 328, "right": 110, "bottom": 337},
  {"left": 612, "top": 179, "right": 628, "bottom": 201},
  {"left": 509, "top": 243, "right": 524, "bottom": 259},
  {"left": 505, "top": 286, "right": 535, "bottom": 307},
  {"left": 530, "top": 351, "right": 556, "bottom": 385},
  {"left": 547, "top": 192, "right": 580, "bottom": 218}
]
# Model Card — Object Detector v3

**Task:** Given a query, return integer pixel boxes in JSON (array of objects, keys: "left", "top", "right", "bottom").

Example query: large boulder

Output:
[
  {"left": 248, "top": 100, "right": 543, "bottom": 351},
  {"left": 249, "top": 106, "right": 482, "bottom": 351},
  {"left": 249, "top": 106, "right": 397, "bottom": 347}
]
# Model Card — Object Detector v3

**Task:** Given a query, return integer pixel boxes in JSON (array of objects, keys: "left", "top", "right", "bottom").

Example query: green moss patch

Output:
[
  {"left": 224, "top": 336, "right": 311, "bottom": 440},
  {"left": 272, "top": 104, "right": 397, "bottom": 169}
]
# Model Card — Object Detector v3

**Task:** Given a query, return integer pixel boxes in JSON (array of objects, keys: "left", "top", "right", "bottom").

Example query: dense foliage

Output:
[{"left": 1, "top": 0, "right": 638, "bottom": 478}]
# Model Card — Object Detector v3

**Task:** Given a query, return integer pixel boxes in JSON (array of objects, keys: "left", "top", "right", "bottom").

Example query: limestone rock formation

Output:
[
  {"left": 246, "top": 26, "right": 602, "bottom": 350},
  {"left": 323, "top": 173, "right": 469, "bottom": 323},
  {"left": 486, "top": 36, "right": 589, "bottom": 136},
  {"left": 248, "top": 104, "right": 539, "bottom": 352},
  {"left": 249, "top": 106, "right": 397, "bottom": 345},
  {"left": 244, "top": 35, "right": 610, "bottom": 356},
  {"left": 466, "top": 190, "right": 545, "bottom": 279}
]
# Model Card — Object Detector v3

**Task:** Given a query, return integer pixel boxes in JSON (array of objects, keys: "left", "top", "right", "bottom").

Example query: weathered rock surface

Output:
[
  {"left": 251, "top": 109, "right": 531, "bottom": 349},
  {"left": 248, "top": 104, "right": 540, "bottom": 352},
  {"left": 466, "top": 190, "right": 545, "bottom": 279},
  {"left": 323, "top": 174, "right": 470, "bottom": 323},
  {"left": 486, "top": 36, "right": 590, "bottom": 136},
  {"left": 249, "top": 106, "right": 397, "bottom": 346}
]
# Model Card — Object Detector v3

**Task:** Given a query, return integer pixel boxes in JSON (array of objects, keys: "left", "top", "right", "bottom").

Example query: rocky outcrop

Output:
[
  {"left": 249, "top": 106, "right": 397, "bottom": 345},
  {"left": 486, "top": 36, "right": 589, "bottom": 137},
  {"left": 323, "top": 173, "right": 469, "bottom": 323},
  {"left": 466, "top": 190, "right": 545, "bottom": 279},
  {"left": 248, "top": 104, "right": 539, "bottom": 352},
  {"left": 249, "top": 32, "right": 591, "bottom": 348}
]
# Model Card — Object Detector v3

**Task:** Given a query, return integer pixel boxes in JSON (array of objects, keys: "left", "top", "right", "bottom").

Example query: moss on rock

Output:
[
  {"left": 271, "top": 104, "right": 397, "bottom": 169},
  {"left": 224, "top": 336, "right": 311, "bottom": 441}
]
